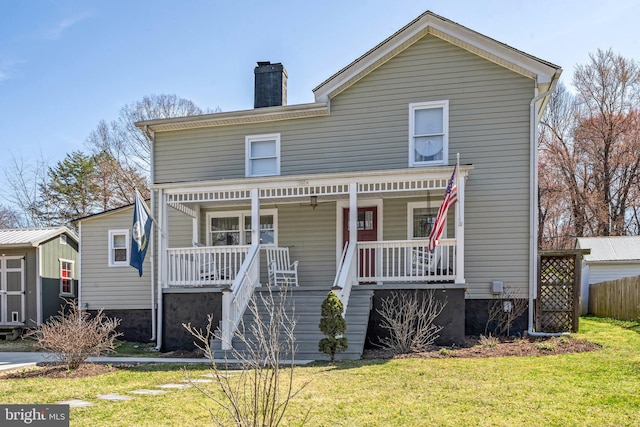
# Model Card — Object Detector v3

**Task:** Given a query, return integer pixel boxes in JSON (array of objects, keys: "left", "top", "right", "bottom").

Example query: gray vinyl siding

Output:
[
  {"left": 154, "top": 35, "right": 535, "bottom": 299},
  {"left": 278, "top": 202, "right": 336, "bottom": 287},
  {"left": 40, "top": 234, "right": 79, "bottom": 282},
  {"left": 80, "top": 207, "right": 152, "bottom": 310},
  {"left": 40, "top": 234, "right": 79, "bottom": 321},
  {"left": 168, "top": 207, "right": 192, "bottom": 248}
]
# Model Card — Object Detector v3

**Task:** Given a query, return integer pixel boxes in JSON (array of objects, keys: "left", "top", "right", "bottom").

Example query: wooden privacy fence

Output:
[{"left": 589, "top": 276, "right": 640, "bottom": 321}]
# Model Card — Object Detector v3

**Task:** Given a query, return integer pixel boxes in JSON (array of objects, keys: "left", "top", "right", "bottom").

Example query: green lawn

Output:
[{"left": 2, "top": 317, "right": 640, "bottom": 426}]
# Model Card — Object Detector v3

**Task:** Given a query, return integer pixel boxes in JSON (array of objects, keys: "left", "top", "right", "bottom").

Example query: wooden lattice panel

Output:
[{"left": 537, "top": 255, "right": 577, "bottom": 333}]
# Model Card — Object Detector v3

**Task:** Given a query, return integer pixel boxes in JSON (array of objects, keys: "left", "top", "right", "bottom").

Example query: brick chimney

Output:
[{"left": 254, "top": 61, "right": 287, "bottom": 108}]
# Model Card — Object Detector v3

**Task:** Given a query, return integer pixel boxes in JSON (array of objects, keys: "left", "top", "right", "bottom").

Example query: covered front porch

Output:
[{"left": 155, "top": 166, "right": 470, "bottom": 348}]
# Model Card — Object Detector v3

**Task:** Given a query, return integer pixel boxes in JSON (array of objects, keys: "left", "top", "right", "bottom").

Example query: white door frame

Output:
[{"left": 0, "top": 255, "right": 25, "bottom": 325}]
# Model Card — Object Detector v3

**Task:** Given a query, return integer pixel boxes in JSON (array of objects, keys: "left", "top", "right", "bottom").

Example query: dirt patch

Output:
[
  {"left": 0, "top": 363, "right": 121, "bottom": 379},
  {"left": 362, "top": 336, "right": 602, "bottom": 359}
]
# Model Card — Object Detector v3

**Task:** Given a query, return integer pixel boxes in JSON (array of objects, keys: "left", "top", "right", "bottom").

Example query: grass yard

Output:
[{"left": 2, "top": 317, "right": 639, "bottom": 426}]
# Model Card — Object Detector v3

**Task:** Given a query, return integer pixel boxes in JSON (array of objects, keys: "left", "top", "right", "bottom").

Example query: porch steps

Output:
[{"left": 210, "top": 287, "right": 373, "bottom": 361}]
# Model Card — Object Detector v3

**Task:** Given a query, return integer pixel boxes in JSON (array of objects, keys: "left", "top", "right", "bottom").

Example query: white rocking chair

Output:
[
  {"left": 412, "top": 247, "right": 440, "bottom": 276},
  {"left": 266, "top": 247, "right": 299, "bottom": 287}
]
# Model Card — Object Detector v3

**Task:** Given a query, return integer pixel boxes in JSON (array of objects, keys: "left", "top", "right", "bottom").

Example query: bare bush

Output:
[
  {"left": 184, "top": 286, "right": 309, "bottom": 427},
  {"left": 485, "top": 288, "right": 528, "bottom": 336},
  {"left": 376, "top": 290, "right": 447, "bottom": 354},
  {"left": 26, "top": 300, "right": 121, "bottom": 370}
]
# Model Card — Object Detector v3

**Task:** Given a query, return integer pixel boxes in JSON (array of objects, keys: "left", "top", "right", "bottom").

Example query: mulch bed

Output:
[
  {"left": 1, "top": 363, "right": 120, "bottom": 379},
  {"left": 1, "top": 336, "right": 601, "bottom": 379},
  {"left": 362, "top": 335, "right": 602, "bottom": 359}
]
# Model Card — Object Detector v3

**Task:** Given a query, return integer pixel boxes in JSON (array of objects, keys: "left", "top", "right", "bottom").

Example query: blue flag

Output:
[{"left": 130, "top": 192, "right": 153, "bottom": 277}]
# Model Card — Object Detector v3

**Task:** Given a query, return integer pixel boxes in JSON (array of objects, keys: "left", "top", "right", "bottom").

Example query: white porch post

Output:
[
  {"left": 251, "top": 188, "right": 260, "bottom": 279},
  {"left": 455, "top": 172, "right": 465, "bottom": 284},
  {"left": 349, "top": 183, "right": 358, "bottom": 245},
  {"left": 192, "top": 204, "right": 200, "bottom": 244}
]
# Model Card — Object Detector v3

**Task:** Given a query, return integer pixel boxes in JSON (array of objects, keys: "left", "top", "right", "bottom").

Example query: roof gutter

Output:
[{"left": 528, "top": 73, "right": 564, "bottom": 337}]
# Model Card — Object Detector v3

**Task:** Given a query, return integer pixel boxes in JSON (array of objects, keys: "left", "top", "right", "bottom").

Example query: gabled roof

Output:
[
  {"left": 73, "top": 202, "right": 134, "bottom": 223},
  {"left": 0, "top": 227, "right": 78, "bottom": 248},
  {"left": 576, "top": 236, "right": 640, "bottom": 263},
  {"left": 313, "top": 11, "right": 561, "bottom": 102},
  {"left": 136, "top": 10, "right": 561, "bottom": 133}
]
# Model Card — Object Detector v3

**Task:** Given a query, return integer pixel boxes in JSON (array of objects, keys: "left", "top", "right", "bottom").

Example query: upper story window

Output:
[
  {"left": 246, "top": 133, "right": 280, "bottom": 177},
  {"left": 60, "top": 234, "right": 67, "bottom": 245},
  {"left": 108, "top": 229, "right": 129, "bottom": 267},
  {"left": 60, "top": 259, "right": 74, "bottom": 296},
  {"left": 409, "top": 101, "right": 448, "bottom": 167}
]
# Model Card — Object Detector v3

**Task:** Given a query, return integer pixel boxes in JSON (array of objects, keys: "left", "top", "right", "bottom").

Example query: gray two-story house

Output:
[{"left": 78, "top": 11, "right": 561, "bottom": 357}]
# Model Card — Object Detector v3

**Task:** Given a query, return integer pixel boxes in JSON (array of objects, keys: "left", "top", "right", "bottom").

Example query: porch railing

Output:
[
  {"left": 356, "top": 239, "right": 456, "bottom": 283},
  {"left": 220, "top": 244, "right": 260, "bottom": 350},
  {"left": 167, "top": 246, "right": 250, "bottom": 286},
  {"left": 332, "top": 241, "right": 358, "bottom": 314}
]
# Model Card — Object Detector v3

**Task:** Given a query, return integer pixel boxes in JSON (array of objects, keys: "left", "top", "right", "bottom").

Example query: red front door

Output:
[{"left": 343, "top": 207, "right": 377, "bottom": 282}]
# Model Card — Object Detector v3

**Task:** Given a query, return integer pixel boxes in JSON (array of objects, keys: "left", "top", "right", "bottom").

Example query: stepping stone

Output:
[
  {"left": 180, "top": 378, "right": 212, "bottom": 383},
  {"left": 201, "top": 370, "right": 242, "bottom": 378},
  {"left": 130, "top": 389, "right": 167, "bottom": 396},
  {"left": 158, "top": 383, "right": 191, "bottom": 389},
  {"left": 97, "top": 393, "right": 132, "bottom": 401},
  {"left": 58, "top": 399, "right": 93, "bottom": 408}
]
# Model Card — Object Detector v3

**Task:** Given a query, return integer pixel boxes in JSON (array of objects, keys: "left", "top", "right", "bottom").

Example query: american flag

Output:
[{"left": 428, "top": 165, "right": 458, "bottom": 252}]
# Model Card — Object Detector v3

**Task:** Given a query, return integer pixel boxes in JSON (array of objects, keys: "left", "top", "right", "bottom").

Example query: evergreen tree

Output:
[{"left": 318, "top": 291, "right": 348, "bottom": 362}]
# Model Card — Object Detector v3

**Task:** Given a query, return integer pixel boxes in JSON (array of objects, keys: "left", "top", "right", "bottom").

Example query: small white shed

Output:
[{"left": 576, "top": 236, "right": 640, "bottom": 314}]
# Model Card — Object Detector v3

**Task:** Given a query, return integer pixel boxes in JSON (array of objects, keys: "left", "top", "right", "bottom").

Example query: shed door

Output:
[{"left": 0, "top": 256, "right": 25, "bottom": 325}]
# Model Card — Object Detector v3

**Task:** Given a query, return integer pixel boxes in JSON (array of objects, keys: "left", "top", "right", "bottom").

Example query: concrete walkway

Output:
[{"left": 0, "top": 352, "right": 313, "bottom": 372}]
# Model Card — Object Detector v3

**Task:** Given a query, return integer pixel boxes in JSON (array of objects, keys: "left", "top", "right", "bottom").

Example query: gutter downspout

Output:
[
  {"left": 528, "top": 76, "right": 567, "bottom": 337},
  {"left": 146, "top": 124, "right": 158, "bottom": 345},
  {"left": 77, "top": 223, "right": 82, "bottom": 314}
]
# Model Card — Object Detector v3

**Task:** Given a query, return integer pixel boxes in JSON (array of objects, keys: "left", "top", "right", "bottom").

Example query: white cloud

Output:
[
  {"left": 41, "top": 12, "right": 91, "bottom": 40},
  {"left": 0, "top": 59, "right": 25, "bottom": 82}
]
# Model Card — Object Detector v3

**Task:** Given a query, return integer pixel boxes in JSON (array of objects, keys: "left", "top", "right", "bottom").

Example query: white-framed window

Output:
[
  {"left": 59, "top": 259, "right": 74, "bottom": 296},
  {"left": 246, "top": 133, "right": 281, "bottom": 177},
  {"left": 409, "top": 100, "right": 448, "bottom": 167},
  {"left": 206, "top": 209, "right": 277, "bottom": 246},
  {"left": 60, "top": 234, "right": 67, "bottom": 245},
  {"left": 407, "top": 201, "right": 444, "bottom": 240},
  {"left": 108, "top": 229, "right": 129, "bottom": 266}
]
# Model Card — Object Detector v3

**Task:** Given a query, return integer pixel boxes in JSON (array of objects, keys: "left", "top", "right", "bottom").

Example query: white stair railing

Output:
[
  {"left": 331, "top": 241, "right": 358, "bottom": 315},
  {"left": 220, "top": 244, "right": 260, "bottom": 350}
]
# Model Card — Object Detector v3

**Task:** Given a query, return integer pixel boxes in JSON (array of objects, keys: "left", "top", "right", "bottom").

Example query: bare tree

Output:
[
  {"left": 0, "top": 205, "right": 20, "bottom": 228},
  {"left": 184, "top": 287, "right": 309, "bottom": 426},
  {"left": 2, "top": 153, "right": 52, "bottom": 227},
  {"left": 86, "top": 94, "right": 211, "bottom": 180},
  {"left": 539, "top": 50, "right": 640, "bottom": 246}
]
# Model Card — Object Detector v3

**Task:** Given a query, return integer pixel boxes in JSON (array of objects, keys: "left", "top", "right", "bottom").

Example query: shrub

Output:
[
  {"left": 318, "top": 291, "right": 348, "bottom": 362},
  {"left": 27, "top": 300, "right": 121, "bottom": 370},
  {"left": 485, "top": 287, "right": 528, "bottom": 336},
  {"left": 479, "top": 334, "right": 499, "bottom": 348},
  {"left": 376, "top": 290, "right": 446, "bottom": 354}
]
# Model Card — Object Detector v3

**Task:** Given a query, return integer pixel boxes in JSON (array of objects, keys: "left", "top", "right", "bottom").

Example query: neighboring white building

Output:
[{"left": 576, "top": 236, "right": 640, "bottom": 314}]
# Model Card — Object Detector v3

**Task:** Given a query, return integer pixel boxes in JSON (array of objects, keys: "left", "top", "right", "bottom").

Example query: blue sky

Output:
[{"left": 1, "top": 0, "right": 638, "bottom": 175}]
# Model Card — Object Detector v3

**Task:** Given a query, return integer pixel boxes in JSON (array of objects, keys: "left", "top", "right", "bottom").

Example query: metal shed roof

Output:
[
  {"left": 0, "top": 227, "right": 77, "bottom": 248},
  {"left": 576, "top": 236, "right": 640, "bottom": 263}
]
